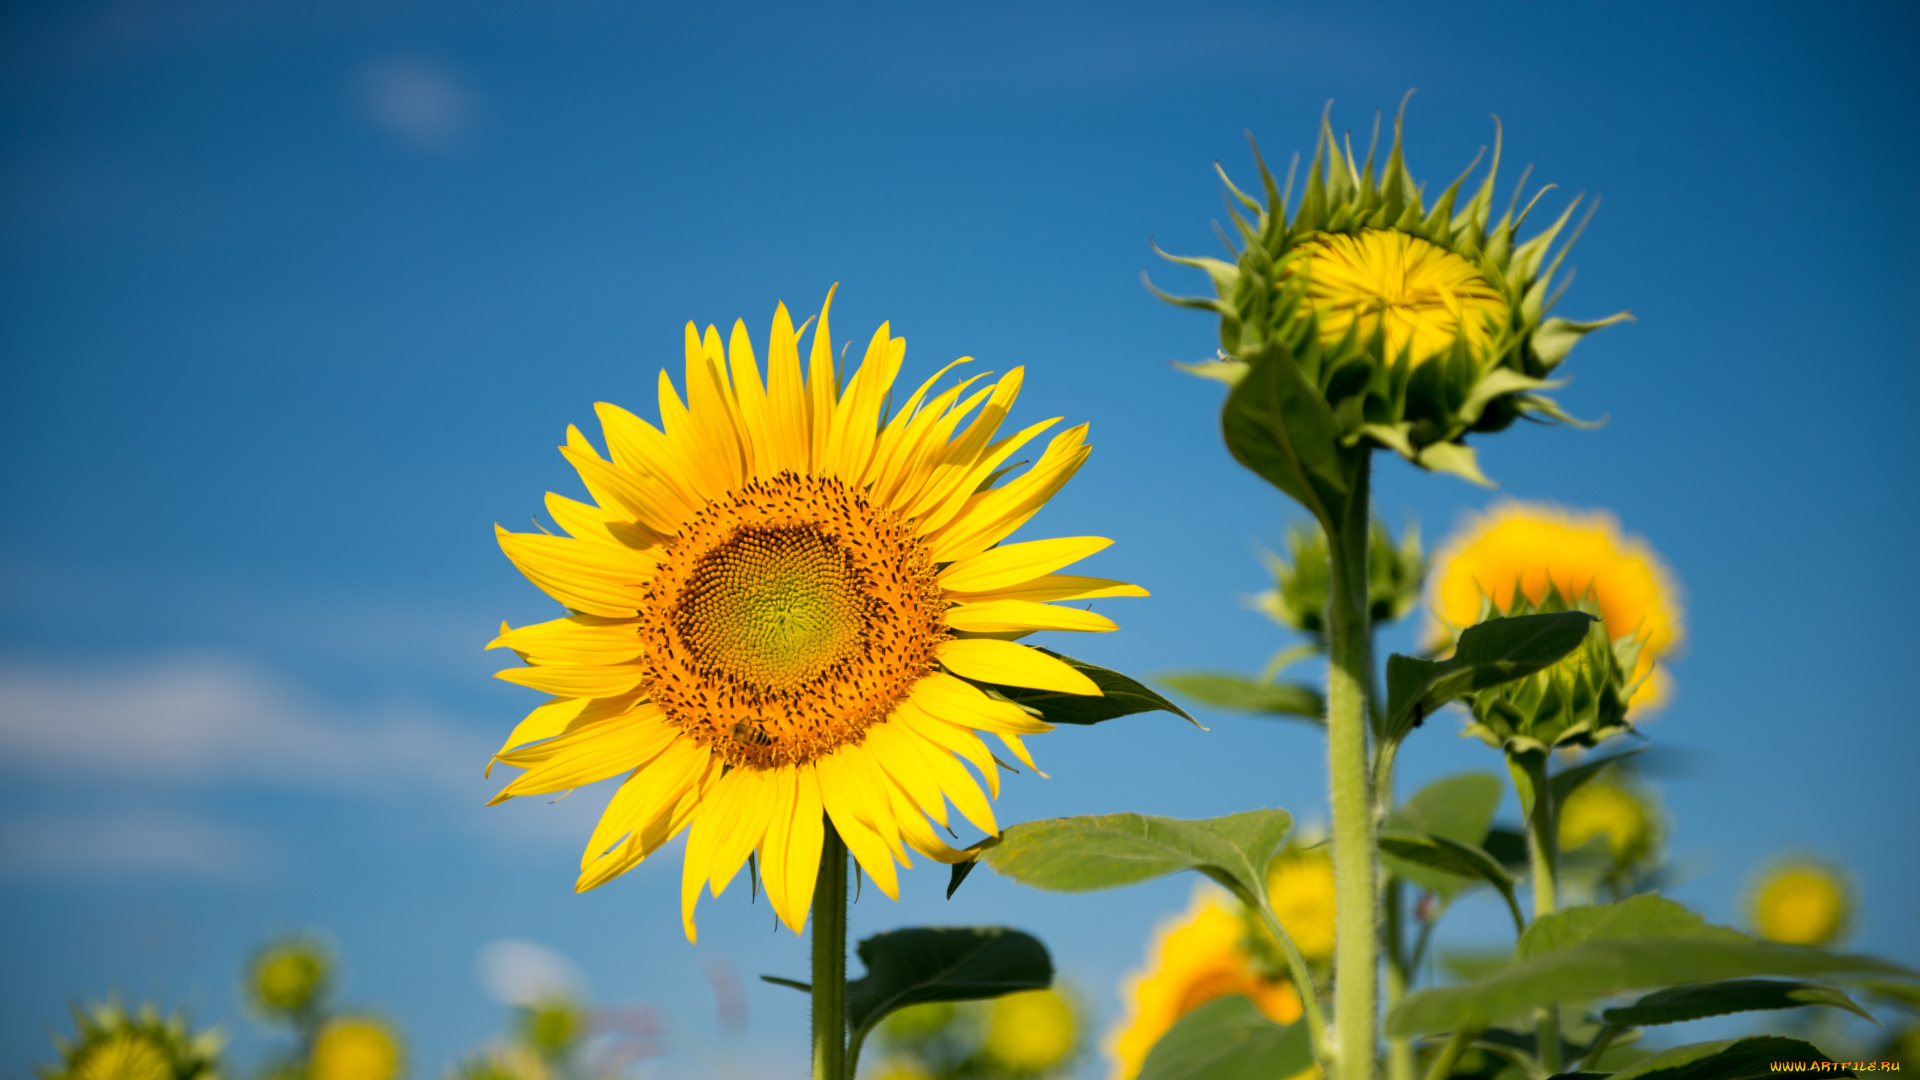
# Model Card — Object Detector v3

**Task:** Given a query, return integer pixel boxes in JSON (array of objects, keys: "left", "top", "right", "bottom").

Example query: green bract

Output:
[
  {"left": 1156, "top": 100, "right": 1628, "bottom": 484},
  {"left": 1460, "top": 588, "right": 1643, "bottom": 753},
  {"left": 37, "top": 1000, "right": 224, "bottom": 1080},
  {"left": 1256, "top": 516, "right": 1425, "bottom": 638}
]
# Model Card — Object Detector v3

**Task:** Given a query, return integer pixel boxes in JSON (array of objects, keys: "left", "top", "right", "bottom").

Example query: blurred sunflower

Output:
[
  {"left": 489, "top": 290, "right": 1142, "bottom": 940},
  {"left": 1427, "top": 501, "right": 1682, "bottom": 707},
  {"left": 38, "top": 1001, "right": 222, "bottom": 1080},
  {"left": 246, "top": 938, "right": 330, "bottom": 1020},
  {"left": 1558, "top": 778, "right": 1658, "bottom": 870},
  {"left": 1750, "top": 859, "right": 1853, "bottom": 946},
  {"left": 983, "top": 989, "right": 1077, "bottom": 1075},
  {"left": 1107, "top": 886, "right": 1302, "bottom": 1080},
  {"left": 309, "top": 1019, "right": 401, "bottom": 1080},
  {"left": 1265, "top": 849, "right": 1338, "bottom": 963}
]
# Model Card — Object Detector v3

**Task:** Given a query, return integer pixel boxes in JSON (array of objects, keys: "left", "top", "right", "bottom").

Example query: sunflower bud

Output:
[
  {"left": 309, "top": 1019, "right": 402, "bottom": 1080},
  {"left": 982, "top": 989, "right": 1079, "bottom": 1075},
  {"left": 1256, "top": 517, "right": 1425, "bottom": 637},
  {"left": 36, "top": 1000, "right": 223, "bottom": 1080},
  {"left": 1157, "top": 98, "right": 1627, "bottom": 486},
  {"left": 1557, "top": 775, "right": 1660, "bottom": 875},
  {"left": 1459, "top": 586, "right": 1643, "bottom": 753},
  {"left": 246, "top": 938, "right": 331, "bottom": 1021}
]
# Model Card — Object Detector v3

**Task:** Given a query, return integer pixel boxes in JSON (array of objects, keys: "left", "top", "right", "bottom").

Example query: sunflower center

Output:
[
  {"left": 1289, "top": 228, "right": 1510, "bottom": 365},
  {"left": 676, "top": 526, "right": 866, "bottom": 688},
  {"left": 637, "top": 471, "right": 947, "bottom": 769}
]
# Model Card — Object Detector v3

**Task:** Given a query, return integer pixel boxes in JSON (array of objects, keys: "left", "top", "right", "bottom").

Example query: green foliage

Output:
[
  {"left": 1601, "top": 979, "right": 1876, "bottom": 1027},
  {"left": 1152, "top": 672, "right": 1323, "bottom": 722},
  {"left": 1387, "top": 895, "right": 1918, "bottom": 1035},
  {"left": 1252, "top": 517, "right": 1426, "bottom": 636},
  {"left": 1383, "top": 610, "right": 1596, "bottom": 742},
  {"left": 1458, "top": 589, "right": 1642, "bottom": 753},
  {"left": 975, "top": 809, "right": 1293, "bottom": 908},
  {"left": 845, "top": 929, "right": 1054, "bottom": 1044},
  {"left": 1135, "top": 996, "right": 1311, "bottom": 1080},
  {"left": 37, "top": 1000, "right": 225, "bottom": 1080},
  {"left": 1220, "top": 339, "right": 1362, "bottom": 528},
  {"left": 1380, "top": 772, "right": 1504, "bottom": 899},
  {"left": 961, "top": 650, "right": 1196, "bottom": 727},
  {"left": 1607, "top": 1037, "right": 1852, "bottom": 1080},
  {"left": 1377, "top": 831, "right": 1521, "bottom": 928}
]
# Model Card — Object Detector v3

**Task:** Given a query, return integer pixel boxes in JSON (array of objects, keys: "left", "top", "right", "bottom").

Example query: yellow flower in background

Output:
[
  {"left": 1107, "top": 887, "right": 1302, "bottom": 1080},
  {"left": 310, "top": 1019, "right": 401, "bottom": 1080},
  {"left": 73, "top": 1035, "right": 172, "bottom": 1080},
  {"left": 1427, "top": 501, "right": 1682, "bottom": 707},
  {"left": 489, "top": 289, "right": 1143, "bottom": 941},
  {"left": 247, "top": 939, "right": 329, "bottom": 1017},
  {"left": 984, "top": 989, "right": 1077, "bottom": 1073},
  {"left": 1751, "top": 861, "right": 1852, "bottom": 946},
  {"left": 1558, "top": 779, "right": 1655, "bottom": 867},
  {"left": 1287, "top": 229, "right": 1510, "bottom": 367},
  {"left": 1266, "top": 849, "right": 1337, "bottom": 962}
]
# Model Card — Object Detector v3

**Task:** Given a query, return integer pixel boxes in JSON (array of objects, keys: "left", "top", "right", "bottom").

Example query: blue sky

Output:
[{"left": 2, "top": 0, "right": 1915, "bottom": 1076}]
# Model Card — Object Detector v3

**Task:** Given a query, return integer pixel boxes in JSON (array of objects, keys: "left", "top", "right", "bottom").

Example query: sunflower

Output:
[
  {"left": 489, "top": 290, "right": 1141, "bottom": 941},
  {"left": 1106, "top": 886, "right": 1302, "bottom": 1080},
  {"left": 310, "top": 1020, "right": 402, "bottom": 1080},
  {"left": 1427, "top": 501, "right": 1682, "bottom": 708},
  {"left": 37, "top": 1002, "right": 222, "bottom": 1080},
  {"left": 1557, "top": 778, "right": 1657, "bottom": 869},
  {"left": 983, "top": 989, "right": 1078, "bottom": 1074},
  {"left": 246, "top": 938, "right": 330, "bottom": 1019},
  {"left": 1750, "top": 859, "right": 1853, "bottom": 947},
  {"left": 1156, "top": 101, "right": 1626, "bottom": 484}
]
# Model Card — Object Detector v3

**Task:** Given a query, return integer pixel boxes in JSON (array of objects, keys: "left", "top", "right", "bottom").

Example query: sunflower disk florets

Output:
[{"left": 1156, "top": 100, "right": 1628, "bottom": 485}]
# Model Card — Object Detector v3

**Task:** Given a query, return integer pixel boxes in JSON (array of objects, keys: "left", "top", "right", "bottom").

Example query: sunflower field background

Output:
[{"left": 1, "top": 1, "right": 1915, "bottom": 1078}]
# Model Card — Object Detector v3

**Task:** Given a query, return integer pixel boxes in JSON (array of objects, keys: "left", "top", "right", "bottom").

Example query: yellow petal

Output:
[
  {"left": 758, "top": 765, "right": 798, "bottom": 925},
  {"left": 726, "top": 319, "right": 773, "bottom": 478},
  {"left": 783, "top": 766, "right": 827, "bottom": 931},
  {"left": 939, "top": 536, "right": 1113, "bottom": 593},
  {"left": 494, "top": 660, "right": 647, "bottom": 698},
  {"left": 591, "top": 403, "right": 705, "bottom": 525},
  {"left": 861, "top": 719, "right": 950, "bottom": 828},
  {"left": 817, "top": 750, "right": 901, "bottom": 900},
  {"left": 944, "top": 599, "right": 1118, "bottom": 635},
  {"left": 883, "top": 777, "right": 973, "bottom": 865},
  {"left": 907, "top": 672, "right": 1056, "bottom": 734},
  {"left": 945, "top": 574, "right": 1147, "bottom": 603},
  {"left": 870, "top": 716, "right": 997, "bottom": 835},
  {"left": 765, "top": 301, "right": 811, "bottom": 475},
  {"left": 806, "top": 284, "right": 839, "bottom": 468},
  {"left": 894, "top": 700, "right": 1001, "bottom": 798},
  {"left": 544, "top": 492, "right": 660, "bottom": 550},
  {"left": 487, "top": 614, "right": 644, "bottom": 666},
  {"left": 937, "top": 639, "right": 1101, "bottom": 696},
  {"left": 561, "top": 425, "right": 687, "bottom": 539},
  {"left": 707, "top": 768, "right": 777, "bottom": 899},
  {"left": 493, "top": 707, "right": 676, "bottom": 800},
  {"left": 491, "top": 692, "right": 645, "bottom": 765},
  {"left": 496, "top": 526, "right": 652, "bottom": 619},
  {"left": 579, "top": 734, "right": 704, "bottom": 867},
  {"left": 926, "top": 425, "right": 1090, "bottom": 563}
]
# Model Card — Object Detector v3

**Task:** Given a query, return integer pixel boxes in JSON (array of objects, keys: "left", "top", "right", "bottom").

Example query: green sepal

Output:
[
  {"left": 1382, "top": 610, "right": 1596, "bottom": 743},
  {"left": 844, "top": 928, "right": 1053, "bottom": 1042},
  {"left": 1171, "top": 355, "right": 1250, "bottom": 387},
  {"left": 1414, "top": 441, "right": 1493, "bottom": 487},
  {"left": 1137, "top": 996, "right": 1312, "bottom": 1080},
  {"left": 1603, "top": 979, "right": 1877, "bottom": 1027},
  {"left": 1221, "top": 341, "right": 1360, "bottom": 528}
]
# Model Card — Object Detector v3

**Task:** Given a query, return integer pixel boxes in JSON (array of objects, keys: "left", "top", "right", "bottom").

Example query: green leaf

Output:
[
  {"left": 845, "top": 928, "right": 1053, "bottom": 1039},
  {"left": 978, "top": 809, "right": 1293, "bottom": 906},
  {"left": 1387, "top": 772, "right": 1504, "bottom": 846},
  {"left": 1137, "top": 995, "right": 1312, "bottom": 1080},
  {"left": 969, "top": 650, "right": 1198, "bottom": 727},
  {"left": 1388, "top": 937, "right": 1914, "bottom": 1035},
  {"left": 1378, "top": 830, "right": 1522, "bottom": 927},
  {"left": 1482, "top": 826, "right": 1528, "bottom": 870},
  {"left": 1603, "top": 979, "right": 1877, "bottom": 1027},
  {"left": 1383, "top": 611, "right": 1596, "bottom": 742},
  {"left": 1221, "top": 343, "right": 1354, "bottom": 527},
  {"left": 759, "top": 975, "right": 810, "bottom": 993},
  {"left": 1155, "top": 672, "right": 1325, "bottom": 721},
  {"left": 1517, "top": 895, "right": 1738, "bottom": 961},
  {"left": 1549, "top": 746, "right": 1647, "bottom": 804},
  {"left": 1608, "top": 1037, "right": 1851, "bottom": 1080}
]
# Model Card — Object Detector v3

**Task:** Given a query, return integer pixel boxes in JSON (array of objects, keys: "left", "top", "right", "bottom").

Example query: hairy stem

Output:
[
  {"left": 1521, "top": 752, "right": 1561, "bottom": 1077},
  {"left": 1385, "top": 878, "right": 1414, "bottom": 1080},
  {"left": 1252, "top": 897, "right": 1333, "bottom": 1068},
  {"left": 1327, "top": 457, "right": 1377, "bottom": 1080},
  {"left": 811, "top": 820, "right": 848, "bottom": 1080}
]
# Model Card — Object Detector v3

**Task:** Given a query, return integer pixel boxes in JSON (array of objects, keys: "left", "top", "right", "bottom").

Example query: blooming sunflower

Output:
[
  {"left": 1106, "top": 886, "right": 1302, "bottom": 1080},
  {"left": 309, "top": 1020, "right": 402, "bottom": 1080},
  {"left": 1426, "top": 501, "right": 1682, "bottom": 708},
  {"left": 1156, "top": 100, "right": 1627, "bottom": 484},
  {"left": 983, "top": 989, "right": 1079, "bottom": 1075},
  {"left": 489, "top": 290, "right": 1142, "bottom": 941}
]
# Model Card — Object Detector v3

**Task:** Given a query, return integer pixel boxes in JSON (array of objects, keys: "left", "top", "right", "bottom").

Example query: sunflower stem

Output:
[
  {"left": 811, "top": 820, "right": 849, "bottom": 1080},
  {"left": 1519, "top": 751, "right": 1561, "bottom": 1076},
  {"left": 1385, "top": 878, "right": 1414, "bottom": 1080},
  {"left": 1326, "top": 454, "right": 1377, "bottom": 1080},
  {"left": 1252, "top": 896, "right": 1333, "bottom": 1068}
]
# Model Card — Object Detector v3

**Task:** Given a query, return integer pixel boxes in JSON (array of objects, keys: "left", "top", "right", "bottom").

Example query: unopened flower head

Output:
[
  {"left": 309, "top": 1019, "right": 401, "bottom": 1080},
  {"left": 1107, "top": 885, "right": 1301, "bottom": 1080},
  {"left": 983, "top": 989, "right": 1077, "bottom": 1074},
  {"left": 489, "top": 290, "right": 1143, "bottom": 941},
  {"left": 36, "top": 1001, "right": 223, "bottom": 1080},
  {"left": 1750, "top": 859, "right": 1853, "bottom": 947},
  {"left": 246, "top": 938, "right": 331, "bottom": 1019},
  {"left": 1155, "top": 99, "right": 1627, "bottom": 485},
  {"left": 1458, "top": 585, "right": 1642, "bottom": 753},
  {"left": 1430, "top": 501, "right": 1682, "bottom": 709},
  {"left": 1256, "top": 518, "right": 1425, "bottom": 638}
]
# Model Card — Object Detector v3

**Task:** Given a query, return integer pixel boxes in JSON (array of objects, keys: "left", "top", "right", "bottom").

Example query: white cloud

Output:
[
  {"left": 355, "top": 57, "right": 477, "bottom": 151},
  {"left": 477, "top": 938, "right": 591, "bottom": 1006},
  {"left": 0, "top": 655, "right": 483, "bottom": 791},
  {"left": 0, "top": 810, "right": 268, "bottom": 882}
]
